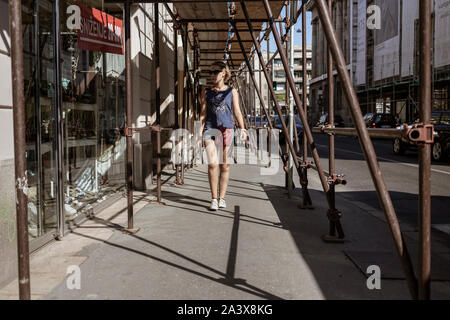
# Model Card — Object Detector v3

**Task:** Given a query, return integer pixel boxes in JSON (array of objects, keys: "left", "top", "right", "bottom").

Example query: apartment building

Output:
[
  {"left": 245, "top": 46, "right": 312, "bottom": 122},
  {"left": 307, "top": 0, "right": 450, "bottom": 126}
]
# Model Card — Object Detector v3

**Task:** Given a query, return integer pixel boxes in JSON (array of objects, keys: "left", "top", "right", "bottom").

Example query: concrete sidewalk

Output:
[{"left": 1, "top": 161, "right": 450, "bottom": 300}]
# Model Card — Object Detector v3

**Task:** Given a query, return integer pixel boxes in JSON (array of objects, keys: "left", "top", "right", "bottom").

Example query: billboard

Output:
[
  {"left": 401, "top": 1, "right": 419, "bottom": 77},
  {"left": 355, "top": 0, "right": 367, "bottom": 85},
  {"left": 374, "top": 0, "right": 400, "bottom": 81},
  {"left": 435, "top": 0, "right": 450, "bottom": 68}
]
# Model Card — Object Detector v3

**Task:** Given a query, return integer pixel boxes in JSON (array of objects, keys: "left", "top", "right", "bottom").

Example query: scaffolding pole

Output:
[
  {"left": 418, "top": 0, "right": 432, "bottom": 301},
  {"left": 314, "top": 0, "right": 418, "bottom": 299},
  {"left": 10, "top": 0, "right": 31, "bottom": 300}
]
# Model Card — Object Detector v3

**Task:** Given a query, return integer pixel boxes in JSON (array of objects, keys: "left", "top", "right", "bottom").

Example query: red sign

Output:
[{"left": 77, "top": 3, "right": 124, "bottom": 55}]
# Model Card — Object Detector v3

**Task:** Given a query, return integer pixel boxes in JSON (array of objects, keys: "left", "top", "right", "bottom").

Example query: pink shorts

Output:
[
  {"left": 205, "top": 126, "right": 234, "bottom": 147},
  {"left": 219, "top": 127, "right": 234, "bottom": 147}
]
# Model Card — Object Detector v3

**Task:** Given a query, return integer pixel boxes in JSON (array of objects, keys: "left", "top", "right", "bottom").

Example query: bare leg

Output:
[
  {"left": 219, "top": 145, "right": 231, "bottom": 199},
  {"left": 209, "top": 165, "right": 219, "bottom": 199},
  {"left": 205, "top": 140, "right": 219, "bottom": 199}
]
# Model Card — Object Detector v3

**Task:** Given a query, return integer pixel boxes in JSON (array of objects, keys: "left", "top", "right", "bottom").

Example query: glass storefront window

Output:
[
  {"left": 24, "top": 0, "right": 58, "bottom": 239},
  {"left": 23, "top": 0, "right": 126, "bottom": 240},
  {"left": 59, "top": 1, "right": 126, "bottom": 223}
]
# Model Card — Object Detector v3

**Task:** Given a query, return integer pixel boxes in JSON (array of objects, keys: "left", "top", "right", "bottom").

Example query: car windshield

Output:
[{"left": 273, "top": 116, "right": 303, "bottom": 127}]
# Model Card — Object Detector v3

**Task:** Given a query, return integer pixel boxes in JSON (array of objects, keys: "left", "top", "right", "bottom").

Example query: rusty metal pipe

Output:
[
  {"left": 10, "top": 0, "right": 31, "bottom": 300},
  {"left": 314, "top": 0, "right": 418, "bottom": 299},
  {"left": 231, "top": 28, "right": 286, "bottom": 166},
  {"left": 327, "top": 0, "right": 334, "bottom": 176},
  {"left": 155, "top": 2, "right": 162, "bottom": 198},
  {"left": 418, "top": 0, "right": 432, "bottom": 301},
  {"left": 302, "top": 3, "right": 308, "bottom": 163},
  {"left": 156, "top": 128, "right": 162, "bottom": 202},
  {"left": 155, "top": 3, "right": 161, "bottom": 125},
  {"left": 54, "top": 0, "right": 65, "bottom": 240},
  {"left": 262, "top": 0, "right": 331, "bottom": 199},
  {"left": 312, "top": 126, "right": 407, "bottom": 139},
  {"left": 300, "top": 3, "right": 313, "bottom": 208},
  {"left": 174, "top": 25, "right": 181, "bottom": 184},
  {"left": 124, "top": 2, "right": 135, "bottom": 231},
  {"left": 234, "top": 11, "right": 296, "bottom": 168}
]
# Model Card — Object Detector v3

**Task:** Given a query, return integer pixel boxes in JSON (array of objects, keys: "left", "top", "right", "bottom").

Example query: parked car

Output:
[
  {"left": 316, "top": 113, "right": 346, "bottom": 127},
  {"left": 273, "top": 115, "right": 304, "bottom": 145},
  {"left": 248, "top": 115, "right": 269, "bottom": 128},
  {"left": 363, "top": 113, "right": 398, "bottom": 128},
  {"left": 393, "top": 111, "right": 450, "bottom": 161}
]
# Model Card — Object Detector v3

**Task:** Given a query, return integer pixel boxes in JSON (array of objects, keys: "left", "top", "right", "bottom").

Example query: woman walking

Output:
[{"left": 199, "top": 61, "right": 247, "bottom": 211}]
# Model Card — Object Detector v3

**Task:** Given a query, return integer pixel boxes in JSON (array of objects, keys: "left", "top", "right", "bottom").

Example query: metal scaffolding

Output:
[{"left": 10, "top": 0, "right": 433, "bottom": 300}]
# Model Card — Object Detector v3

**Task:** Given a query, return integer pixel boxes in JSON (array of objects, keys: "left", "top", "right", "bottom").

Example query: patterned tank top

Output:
[{"left": 204, "top": 86, "right": 234, "bottom": 130}]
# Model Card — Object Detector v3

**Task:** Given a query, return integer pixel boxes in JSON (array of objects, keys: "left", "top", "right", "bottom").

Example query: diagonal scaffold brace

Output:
[
  {"left": 260, "top": 1, "right": 344, "bottom": 230},
  {"left": 236, "top": 0, "right": 316, "bottom": 208},
  {"left": 312, "top": 0, "right": 418, "bottom": 298}
]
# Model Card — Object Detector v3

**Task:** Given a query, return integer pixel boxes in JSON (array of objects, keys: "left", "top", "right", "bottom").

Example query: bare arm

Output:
[
  {"left": 232, "top": 88, "right": 246, "bottom": 130},
  {"left": 199, "top": 87, "right": 207, "bottom": 132}
]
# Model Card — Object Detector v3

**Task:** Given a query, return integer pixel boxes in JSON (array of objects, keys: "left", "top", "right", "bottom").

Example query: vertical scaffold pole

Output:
[
  {"left": 10, "top": 0, "right": 31, "bottom": 300},
  {"left": 300, "top": 1, "right": 313, "bottom": 208},
  {"left": 313, "top": 0, "right": 418, "bottom": 299},
  {"left": 418, "top": 0, "right": 432, "bottom": 301},
  {"left": 261, "top": 0, "right": 332, "bottom": 204},
  {"left": 124, "top": 2, "right": 138, "bottom": 234}
]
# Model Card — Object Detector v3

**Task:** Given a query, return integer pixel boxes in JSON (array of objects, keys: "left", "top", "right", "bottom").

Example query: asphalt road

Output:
[{"left": 309, "top": 133, "right": 450, "bottom": 230}]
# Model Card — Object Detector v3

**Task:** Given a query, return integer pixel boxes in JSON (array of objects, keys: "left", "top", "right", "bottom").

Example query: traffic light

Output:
[{"left": 273, "top": 82, "right": 277, "bottom": 91}]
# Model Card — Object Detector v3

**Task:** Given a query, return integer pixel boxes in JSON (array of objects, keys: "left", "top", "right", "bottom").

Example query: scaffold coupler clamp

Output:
[
  {"left": 299, "top": 170, "right": 309, "bottom": 188},
  {"left": 301, "top": 160, "right": 311, "bottom": 169},
  {"left": 327, "top": 174, "right": 347, "bottom": 186},
  {"left": 124, "top": 126, "right": 134, "bottom": 137},
  {"left": 327, "top": 208, "right": 342, "bottom": 222},
  {"left": 150, "top": 124, "right": 162, "bottom": 133},
  {"left": 324, "top": 124, "right": 335, "bottom": 136},
  {"left": 402, "top": 123, "right": 435, "bottom": 145},
  {"left": 174, "top": 20, "right": 182, "bottom": 31}
]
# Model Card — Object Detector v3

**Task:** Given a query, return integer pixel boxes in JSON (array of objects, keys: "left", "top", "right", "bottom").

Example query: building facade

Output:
[
  {"left": 307, "top": 0, "right": 450, "bottom": 126},
  {"left": 243, "top": 47, "right": 312, "bottom": 122},
  {"left": 0, "top": 0, "right": 187, "bottom": 287},
  {"left": 271, "top": 46, "right": 312, "bottom": 120}
]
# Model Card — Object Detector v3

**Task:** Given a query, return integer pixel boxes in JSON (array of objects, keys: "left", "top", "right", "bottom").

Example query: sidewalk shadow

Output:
[
  {"left": 263, "top": 184, "right": 450, "bottom": 299},
  {"left": 72, "top": 205, "right": 282, "bottom": 300}
]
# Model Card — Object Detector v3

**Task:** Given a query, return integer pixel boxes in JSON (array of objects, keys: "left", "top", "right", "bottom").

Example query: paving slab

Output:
[{"left": 1, "top": 158, "right": 449, "bottom": 300}]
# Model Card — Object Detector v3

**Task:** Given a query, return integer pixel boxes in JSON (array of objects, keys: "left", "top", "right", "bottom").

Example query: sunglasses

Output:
[{"left": 209, "top": 69, "right": 222, "bottom": 75}]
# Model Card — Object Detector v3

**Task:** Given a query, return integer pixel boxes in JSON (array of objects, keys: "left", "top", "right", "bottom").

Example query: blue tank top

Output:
[{"left": 204, "top": 86, "right": 234, "bottom": 130}]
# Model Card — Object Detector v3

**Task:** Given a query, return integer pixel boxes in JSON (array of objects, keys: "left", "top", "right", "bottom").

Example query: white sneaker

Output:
[
  {"left": 218, "top": 198, "right": 226, "bottom": 208},
  {"left": 209, "top": 199, "right": 219, "bottom": 211}
]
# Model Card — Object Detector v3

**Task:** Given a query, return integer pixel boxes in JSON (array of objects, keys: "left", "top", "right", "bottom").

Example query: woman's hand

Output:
[{"left": 239, "top": 128, "right": 248, "bottom": 142}]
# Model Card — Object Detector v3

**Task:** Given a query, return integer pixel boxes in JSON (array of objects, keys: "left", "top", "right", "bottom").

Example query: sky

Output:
[{"left": 260, "top": 11, "right": 313, "bottom": 53}]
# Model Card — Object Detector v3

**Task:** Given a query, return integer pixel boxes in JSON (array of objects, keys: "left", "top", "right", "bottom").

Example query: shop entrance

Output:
[
  {"left": 23, "top": 0, "right": 58, "bottom": 239},
  {"left": 22, "top": 0, "right": 127, "bottom": 243}
]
